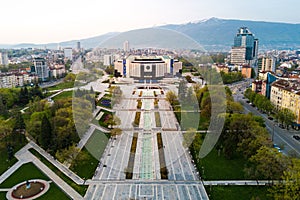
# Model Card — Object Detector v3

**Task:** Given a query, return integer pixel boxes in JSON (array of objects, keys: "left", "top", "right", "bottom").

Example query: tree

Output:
[
  {"left": 0, "top": 119, "right": 13, "bottom": 141},
  {"left": 111, "top": 128, "right": 122, "bottom": 137},
  {"left": 105, "top": 114, "right": 121, "bottom": 129},
  {"left": 40, "top": 115, "right": 53, "bottom": 151},
  {"left": 246, "top": 146, "right": 287, "bottom": 180},
  {"left": 0, "top": 96, "right": 8, "bottom": 116},
  {"left": 282, "top": 108, "right": 296, "bottom": 128},
  {"left": 220, "top": 113, "right": 267, "bottom": 159},
  {"left": 166, "top": 90, "right": 178, "bottom": 106},
  {"left": 64, "top": 73, "right": 76, "bottom": 82},
  {"left": 269, "top": 158, "right": 300, "bottom": 200},
  {"left": 13, "top": 111, "right": 25, "bottom": 131},
  {"left": 227, "top": 101, "right": 243, "bottom": 114},
  {"left": 55, "top": 143, "right": 80, "bottom": 163},
  {"left": 276, "top": 108, "right": 296, "bottom": 128}
]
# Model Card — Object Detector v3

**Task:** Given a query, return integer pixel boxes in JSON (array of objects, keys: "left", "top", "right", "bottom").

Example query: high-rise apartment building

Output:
[
  {"left": 261, "top": 57, "right": 276, "bottom": 72},
  {"left": 77, "top": 41, "right": 81, "bottom": 51},
  {"left": 33, "top": 58, "right": 49, "bottom": 82},
  {"left": 123, "top": 41, "right": 130, "bottom": 52},
  {"left": 231, "top": 27, "right": 258, "bottom": 65},
  {"left": 0, "top": 52, "right": 9, "bottom": 66},
  {"left": 64, "top": 48, "right": 73, "bottom": 60},
  {"left": 103, "top": 55, "right": 113, "bottom": 66}
]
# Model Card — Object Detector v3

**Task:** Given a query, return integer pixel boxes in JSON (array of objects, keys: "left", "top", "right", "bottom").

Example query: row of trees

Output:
[
  {"left": 244, "top": 88, "right": 296, "bottom": 127},
  {"left": 182, "top": 84, "right": 300, "bottom": 199},
  {"left": 220, "top": 71, "right": 243, "bottom": 84}
]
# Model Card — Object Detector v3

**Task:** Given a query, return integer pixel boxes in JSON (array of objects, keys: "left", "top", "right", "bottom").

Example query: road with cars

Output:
[{"left": 229, "top": 80, "right": 300, "bottom": 157}]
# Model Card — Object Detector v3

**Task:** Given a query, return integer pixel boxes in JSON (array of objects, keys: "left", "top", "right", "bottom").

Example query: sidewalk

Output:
[
  {"left": 203, "top": 180, "right": 279, "bottom": 186},
  {"left": 28, "top": 141, "right": 84, "bottom": 185},
  {"left": 0, "top": 161, "right": 24, "bottom": 185},
  {"left": 0, "top": 142, "right": 84, "bottom": 199}
]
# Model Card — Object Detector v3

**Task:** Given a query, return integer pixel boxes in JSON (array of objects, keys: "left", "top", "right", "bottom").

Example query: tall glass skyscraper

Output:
[{"left": 231, "top": 27, "right": 258, "bottom": 65}]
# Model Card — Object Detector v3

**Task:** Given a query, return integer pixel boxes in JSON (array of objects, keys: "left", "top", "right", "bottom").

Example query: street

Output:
[{"left": 229, "top": 81, "right": 300, "bottom": 157}]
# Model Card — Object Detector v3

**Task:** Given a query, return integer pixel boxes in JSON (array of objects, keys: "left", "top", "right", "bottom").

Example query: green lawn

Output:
[
  {"left": 0, "top": 136, "right": 27, "bottom": 175},
  {"left": 205, "top": 186, "right": 272, "bottom": 200},
  {"left": 84, "top": 129, "right": 109, "bottom": 162},
  {"left": 200, "top": 149, "right": 247, "bottom": 180},
  {"left": 0, "top": 162, "right": 70, "bottom": 200},
  {"left": 29, "top": 149, "right": 88, "bottom": 196},
  {"left": 46, "top": 81, "right": 74, "bottom": 91},
  {"left": 180, "top": 112, "right": 200, "bottom": 131},
  {"left": 0, "top": 163, "right": 48, "bottom": 188},
  {"left": 70, "top": 147, "right": 99, "bottom": 179},
  {"left": 52, "top": 91, "right": 73, "bottom": 101},
  {"left": 0, "top": 192, "right": 6, "bottom": 199},
  {"left": 38, "top": 182, "right": 71, "bottom": 200}
]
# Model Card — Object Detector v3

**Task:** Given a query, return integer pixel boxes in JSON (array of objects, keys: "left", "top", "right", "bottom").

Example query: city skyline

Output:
[{"left": 1, "top": 0, "right": 300, "bottom": 44}]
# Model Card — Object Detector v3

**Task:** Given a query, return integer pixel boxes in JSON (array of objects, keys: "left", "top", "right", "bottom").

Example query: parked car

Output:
[
  {"left": 293, "top": 135, "right": 300, "bottom": 141},
  {"left": 268, "top": 116, "right": 274, "bottom": 120},
  {"left": 273, "top": 144, "right": 282, "bottom": 152},
  {"left": 279, "top": 124, "right": 284, "bottom": 129}
]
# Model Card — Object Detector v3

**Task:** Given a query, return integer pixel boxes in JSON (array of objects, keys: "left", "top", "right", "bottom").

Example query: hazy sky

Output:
[{"left": 1, "top": 0, "right": 299, "bottom": 44}]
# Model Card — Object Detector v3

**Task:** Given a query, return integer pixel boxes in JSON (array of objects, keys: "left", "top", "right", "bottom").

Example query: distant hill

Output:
[
  {"left": 160, "top": 17, "right": 300, "bottom": 51},
  {"left": 1, "top": 18, "right": 300, "bottom": 51}
]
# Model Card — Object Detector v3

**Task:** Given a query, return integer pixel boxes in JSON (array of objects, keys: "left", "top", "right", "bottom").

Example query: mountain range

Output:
[{"left": 1, "top": 18, "right": 300, "bottom": 51}]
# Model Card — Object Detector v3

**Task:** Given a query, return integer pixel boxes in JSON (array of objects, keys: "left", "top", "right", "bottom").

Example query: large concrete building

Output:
[
  {"left": 231, "top": 27, "right": 258, "bottom": 65},
  {"left": 114, "top": 55, "right": 182, "bottom": 80},
  {"left": 230, "top": 47, "right": 246, "bottom": 65}
]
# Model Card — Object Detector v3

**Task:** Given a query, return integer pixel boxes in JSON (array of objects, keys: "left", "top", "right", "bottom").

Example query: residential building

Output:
[
  {"left": 0, "top": 52, "right": 9, "bottom": 66},
  {"left": 270, "top": 79, "right": 300, "bottom": 124},
  {"left": 0, "top": 72, "right": 37, "bottom": 88},
  {"left": 252, "top": 80, "right": 262, "bottom": 93},
  {"left": 261, "top": 56, "right": 276, "bottom": 72},
  {"left": 212, "top": 64, "right": 229, "bottom": 73},
  {"left": 123, "top": 41, "right": 130, "bottom": 52},
  {"left": 64, "top": 48, "right": 73, "bottom": 60},
  {"left": 50, "top": 64, "right": 66, "bottom": 79},
  {"left": 33, "top": 58, "right": 49, "bottom": 82},
  {"left": 241, "top": 65, "right": 252, "bottom": 78},
  {"left": 103, "top": 55, "right": 113, "bottom": 66}
]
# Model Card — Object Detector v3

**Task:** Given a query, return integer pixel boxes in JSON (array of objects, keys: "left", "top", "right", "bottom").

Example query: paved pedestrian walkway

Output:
[
  {"left": 0, "top": 160, "right": 25, "bottom": 185},
  {"left": 203, "top": 180, "right": 279, "bottom": 186},
  {"left": 0, "top": 142, "right": 84, "bottom": 200},
  {"left": 27, "top": 141, "right": 84, "bottom": 185}
]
